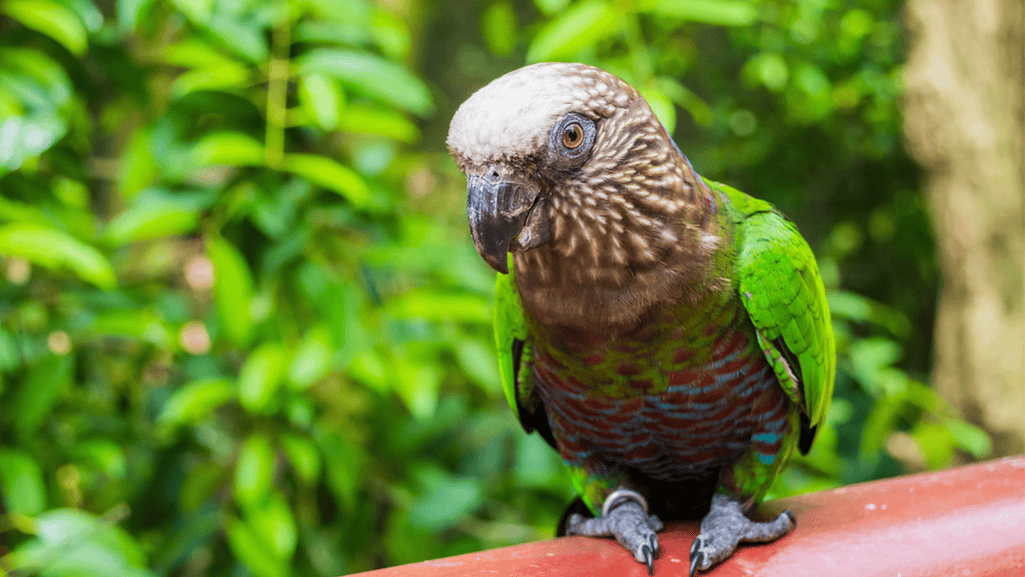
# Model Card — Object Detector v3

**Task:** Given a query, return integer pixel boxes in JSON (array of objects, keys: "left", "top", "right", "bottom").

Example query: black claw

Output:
[
  {"left": 784, "top": 509, "right": 796, "bottom": 527},
  {"left": 649, "top": 534, "right": 658, "bottom": 555},
  {"left": 690, "top": 537, "right": 700, "bottom": 556},
  {"left": 689, "top": 551, "right": 704, "bottom": 577},
  {"left": 642, "top": 544, "right": 654, "bottom": 576}
]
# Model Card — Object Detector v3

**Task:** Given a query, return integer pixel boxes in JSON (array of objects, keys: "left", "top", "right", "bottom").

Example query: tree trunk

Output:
[{"left": 902, "top": 0, "right": 1025, "bottom": 455}]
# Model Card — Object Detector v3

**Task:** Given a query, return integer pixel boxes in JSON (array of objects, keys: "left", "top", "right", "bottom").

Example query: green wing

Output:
[
  {"left": 494, "top": 255, "right": 555, "bottom": 446},
  {"left": 714, "top": 181, "right": 836, "bottom": 453}
]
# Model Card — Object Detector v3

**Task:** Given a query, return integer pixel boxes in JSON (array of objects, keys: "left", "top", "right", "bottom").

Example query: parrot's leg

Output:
[
  {"left": 688, "top": 493, "right": 794, "bottom": 576},
  {"left": 688, "top": 405, "right": 800, "bottom": 576},
  {"left": 565, "top": 488, "right": 664, "bottom": 575}
]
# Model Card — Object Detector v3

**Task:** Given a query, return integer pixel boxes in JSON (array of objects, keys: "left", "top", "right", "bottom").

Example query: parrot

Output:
[{"left": 446, "top": 63, "right": 835, "bottom": 576}]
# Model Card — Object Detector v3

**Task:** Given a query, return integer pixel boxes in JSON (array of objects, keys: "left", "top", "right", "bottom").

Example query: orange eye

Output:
[{"left": 562, "top": 123, "right": 584, "bottom": 149}]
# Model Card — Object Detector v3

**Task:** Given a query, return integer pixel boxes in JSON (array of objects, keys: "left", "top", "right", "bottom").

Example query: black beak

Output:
[{"left": 467, "top": 174, "right": 540, "bottom": 273}]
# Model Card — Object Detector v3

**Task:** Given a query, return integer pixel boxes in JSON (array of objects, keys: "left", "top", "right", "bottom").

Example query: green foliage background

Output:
[{"left": 0, "top": 0, "right": 992, "bottom": 575}]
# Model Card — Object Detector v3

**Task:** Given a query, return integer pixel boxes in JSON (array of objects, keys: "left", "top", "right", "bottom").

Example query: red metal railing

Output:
[{"left": 353, "top": 456, "right": 1025, "bottom": 577}]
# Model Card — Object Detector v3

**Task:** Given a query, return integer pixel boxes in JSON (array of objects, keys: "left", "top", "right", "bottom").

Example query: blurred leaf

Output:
[
  {"left": 91, "top": 309, "right": 174, "bottom": 349},
  {"left": 206, "top": 14, "right": 269, "bottom": 63},
  {"left": 638, "top": 0, "right": 758, "bottom": 26},
  {"left": 14, "top": 354, "right": 73, "bottom": 438},
  {"left": 315, "top": 429, "right": 362, "bottom": 509},
  {"left": 279, "top": 433, "right": 322, "bottom": 484},
  {"left": 0, "top": 327, "right": 20, "bottom": 370},
  {"left": 386, "top": 291, "right": 491, "bottom": 324},
  {"left": 828, "top": 290, "right": 912, "bottom": 337},
  {"left": 0, "top": 448, "right": 47, "bottom": 515},
  {"left": 191, "top": 131, "right": 265, "bottom": 166},
  {"left": 6, "top": 509, "right": 151, "bottom": 577},
  {"left": 234, "top": 433, "right": 275, "bottom": 507},
  {"left": 297, "top": 48, "right": 433, "bottom": 116},
  {"left": 3, "top": 0, "right": 88, "bottom": 56},
  {"left": 945, "top": 419, "right": 992, "bottom": 459},
  {"left": 288, "top": 324, "right": 333, "bottom": 390},
  {"left": 158, "top": 378, "right": 235, "bottom": 427},
  {"left": 238, "top": 343, "right": 286, "bottom": 413},
  {"left": 117, "top": 0, "right": 156, "bottom": 30},
  {"left": 104, "top": 198, "right": 200, "bottom": 245},
  {"left": 533, "top": 0, "right": 569, "bottom": 16},
  {"left": 526, "top": 0, "right": 619, "bottom": 63},
  {"left": 242, "top": 491, "right": 297, "bottom": 560},
  {"left": 117, "top": 129, "right": 159, "bottom": 198},
  {"left": 339, "top": 104, "right": 420, "bottom": 142},
  {"left": 282, "top": 153, "right": 372, "bottom": 208},
  {"left": 454, "top": 338, "right": 499, "bottom": 392},
  {"left": 408, "top": 469, "right": 483, "bottom": 531},
  {"left": 171, "top": 62, "right": 251, "bottom": 96},
  {"left": 300, "top": 74, "right": 343, "bottom": 131},
  {"left": 226, "top": 515, "right": 288, "bottom": 577},
  {"left": 0, "top": 116, "right": 67, "bottom": 173},
  {"left": 208, "top": 236, "right": 255, "bottom": 347},
  {"left": 482, "top": 1, "right": 517, "bottom": 56},
  {"left": 169, "top": 0, "right": 213, "bottom": 24}
]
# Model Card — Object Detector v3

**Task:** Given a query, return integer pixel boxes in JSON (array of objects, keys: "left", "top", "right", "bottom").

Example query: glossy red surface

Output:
[{"left": 352, "top": 456, "right": 1025, "bottom": 577}]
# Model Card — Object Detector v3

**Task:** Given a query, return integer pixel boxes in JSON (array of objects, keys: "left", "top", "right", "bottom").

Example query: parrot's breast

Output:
[{"left": 530, "top": 300, "right": 790, "bottom": 487}]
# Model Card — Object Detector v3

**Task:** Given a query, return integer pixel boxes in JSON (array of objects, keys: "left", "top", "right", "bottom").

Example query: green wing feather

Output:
[
  {"left": 714, "top": 181, "right": 836, "bottom": 445},
  {"left": 495, "top": 253, "right": 552, "bottom": 444}
]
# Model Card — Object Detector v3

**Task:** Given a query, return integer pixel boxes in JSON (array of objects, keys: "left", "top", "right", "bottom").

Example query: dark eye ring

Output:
[{"left": 562, "top": 123, "right": 584, "bottom": 149}]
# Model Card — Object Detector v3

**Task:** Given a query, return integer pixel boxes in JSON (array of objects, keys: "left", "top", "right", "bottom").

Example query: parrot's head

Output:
[{"left": 447, "top": 63, "right": 705, "bottom": 276}]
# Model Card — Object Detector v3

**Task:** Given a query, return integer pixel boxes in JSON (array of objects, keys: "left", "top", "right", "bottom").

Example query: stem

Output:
[{"left": 265, "top": 19, "right": 290, "bottom": 168}]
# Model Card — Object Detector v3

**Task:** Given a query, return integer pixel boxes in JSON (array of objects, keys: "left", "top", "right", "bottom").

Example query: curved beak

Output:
[{"left": 466, "top": 174, "right": 542, "bottom": 274}]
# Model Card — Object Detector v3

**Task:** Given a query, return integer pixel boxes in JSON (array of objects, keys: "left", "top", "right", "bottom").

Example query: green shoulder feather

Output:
[{"left": 712, "top": 180, "right": 836, "bottom": 449}]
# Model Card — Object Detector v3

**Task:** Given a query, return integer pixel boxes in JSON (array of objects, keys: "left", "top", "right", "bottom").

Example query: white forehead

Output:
[{"left": 447, "top": 63, "right": 630, "bottom": 164}]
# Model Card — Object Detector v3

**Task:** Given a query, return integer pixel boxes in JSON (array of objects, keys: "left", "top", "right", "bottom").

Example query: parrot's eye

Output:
[
  {"left": 547, "top": 113, "right": 595, "bottom": 169},
  {"left": 562, "top": 124, "right": 584, "bottom": 149}
]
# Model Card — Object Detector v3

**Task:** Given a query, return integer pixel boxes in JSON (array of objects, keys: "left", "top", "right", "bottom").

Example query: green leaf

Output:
[
  {"left": 300, "top": 74, "right": 343, "bottom": 131},
  {"left": 208, "top": 236, "right": 255, "bottom": 347},
  {"left": 339, "top": 104, "right": 420, "bottom": 142},
  {"left": 482, "top": 1, "right": 517, "bottom": 57},
  {"left": 191, "top": 131, "right": 265, "bottom": 167},
  {"left": 158, "top": 378, "right": 235, "bottom": 426},
  {"left": 526, "top": 0, "right": 619, "bottom": 63},
  {"left": 242, "top": 491, "right": 297, "bottom": 559},
  {"left": 945, "top": 419, "right": 992, "bottom": 459},
  {"left": 408, "top": 471, "right": 483, "bottom": 531},
  {"left": 105, "top": 198, "right": 200, "bottom": 245},
  {"left": 3, "top": 0, "right": 88, "bottom": 56},
  {"left": 297, "top": 49, "right": 433, "bottom": 116},
  {"left": 279, "top": 433, "right": 321, "bottom": 484},
  {"left": 7, "top": 509, "right": 151, "bottom": 577},
  {"left": 315, "top": 429, "right": 362, "bottom": 509},
  {"left": 226, "top": 516, "right": 288, "bottom": 577},
  {"left": 117, "top": 129, "right": 159, "bottom": 199},
  {"left": 117, "top": 0, "right": 157, "bottom": 30},
  {"left": 288, "top": 324, "right": 333, "bottom": 390},
  {"left": 14, "top": 354, "right": 73, "bottom": 438},
  {"left": 386, "top": 290, "right": 491, "bottom": 324},
  {"left": 0, "top": 449, "right": 47, "bottom": 516},
  {"left": 0, "top": 327, "right": 20, "bottom": 370},
  {"left": 0, "top": 115, "right": 67, "bottom": 173},
  {"left": 234, "top": 433, "right": 275, "bottom": 507},
  {"left": 282, "top": 153, "right": 371, "bottom": 208},
  {"left": 238, "top": 343, "right": 286, "bottom": 414},
  {"left": 637, "top": 0, "right": 758, "bottom": 26},
  {"left": 207, "top": 14, "right": 269, "bottom": 63}
]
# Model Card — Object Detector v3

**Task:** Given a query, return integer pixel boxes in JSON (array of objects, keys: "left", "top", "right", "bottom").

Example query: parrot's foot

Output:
[
  {"left": 688, "top": 493, "right": 795, "bottom": 577},
  {"left": 565, "top": 489, "right": 664, "bottom": 575}
]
